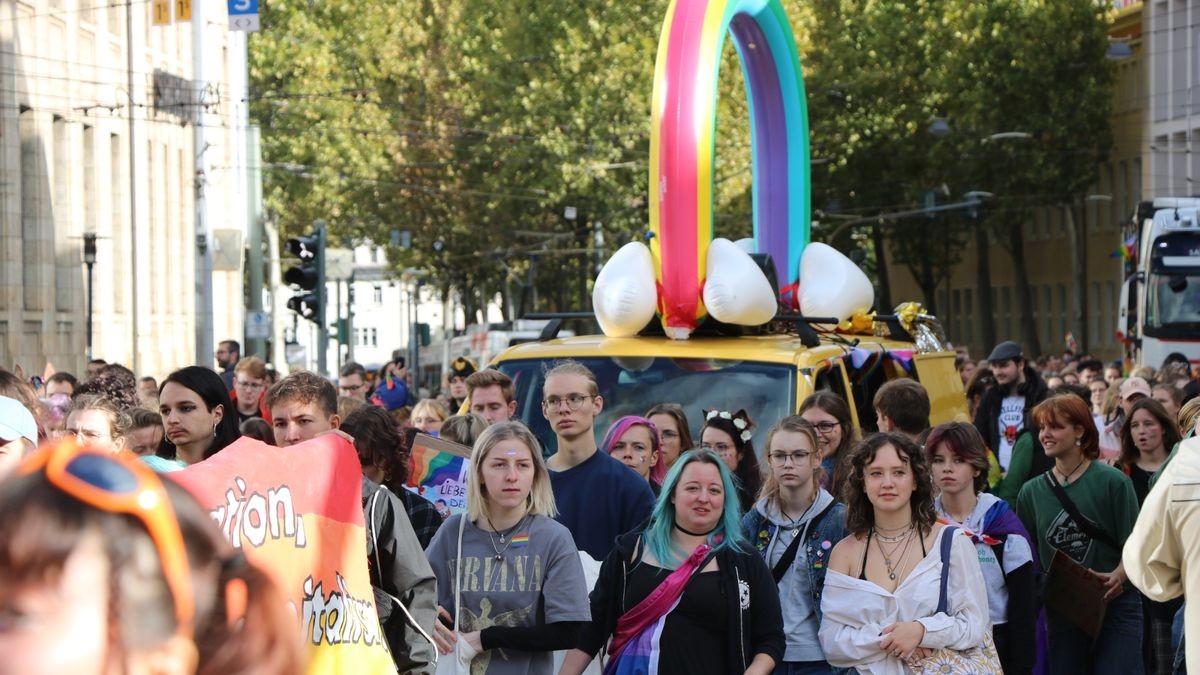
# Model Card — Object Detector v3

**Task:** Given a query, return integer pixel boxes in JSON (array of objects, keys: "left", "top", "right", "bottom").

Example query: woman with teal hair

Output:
[{"left": 560, "top": 449, "right": 785, "bottom": 675}]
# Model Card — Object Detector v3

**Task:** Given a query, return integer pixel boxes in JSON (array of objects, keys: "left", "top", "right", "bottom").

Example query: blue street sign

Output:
[{"left": 228, "top": 0, "right": 258, "bottom": 15}]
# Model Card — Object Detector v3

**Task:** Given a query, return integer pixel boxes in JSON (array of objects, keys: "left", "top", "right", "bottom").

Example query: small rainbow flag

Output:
[
  {"left": 510, "top": 533, "right": 530, "bottom": 548},
  {"left": 409, "top": 444, "right": 464, "bottom": 490},
  {"left": 405, "top": 434, "right": 471, "bottom": 517}
]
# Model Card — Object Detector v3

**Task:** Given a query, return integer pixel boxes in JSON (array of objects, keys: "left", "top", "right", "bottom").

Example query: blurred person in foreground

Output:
[
  {"left": 0, "top": 440, "right": 302, "bottom": 675},
  {"left": 0, "top": 395, "right": 38, "bottom": 479}
]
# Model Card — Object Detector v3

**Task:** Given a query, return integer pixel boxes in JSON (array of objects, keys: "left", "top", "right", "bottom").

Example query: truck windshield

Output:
[
  {"left": 497, "top": 356, "right": 796, "bottom": 458},
  {"left": 1146, "top": 271, "right": 1200, "bottom": 336}
]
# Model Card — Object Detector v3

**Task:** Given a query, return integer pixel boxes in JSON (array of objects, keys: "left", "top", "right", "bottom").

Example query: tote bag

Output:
[
  {"left": 915, "top": 527, "right": 1003, "bottom": 675},
  {"left": 434, "top": 515, "right": 479, "bottom": 675}
]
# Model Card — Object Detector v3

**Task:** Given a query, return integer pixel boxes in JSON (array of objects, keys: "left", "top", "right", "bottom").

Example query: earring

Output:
[
  {"left": 213, "top": 423, "right": 218, "bottom": 438},
  {"left": 1075, "top": 438, "right": 1081, "bottom": 446}
]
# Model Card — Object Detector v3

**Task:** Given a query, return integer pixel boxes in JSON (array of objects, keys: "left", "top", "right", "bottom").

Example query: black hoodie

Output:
[
  {"left": 973, "top": 362, "right": 1049, "bottom": 459},
  {"left": 576, "top": 527, "right": 785, "bottom": 672}
]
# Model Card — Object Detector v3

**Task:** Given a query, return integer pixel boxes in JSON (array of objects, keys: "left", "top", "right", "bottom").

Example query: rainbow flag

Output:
[
  {"left": 510, "top": 533, "right": 530, "bottom": 548},
  {"left": 406, "top": 434, "right": 471, "bottom": 517}
]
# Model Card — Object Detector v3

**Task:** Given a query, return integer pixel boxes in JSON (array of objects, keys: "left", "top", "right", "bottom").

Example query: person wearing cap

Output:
[
  {"left": 973, "top": 340, "right": 1049, "bottom": 477},
  {"left": 446, "top": 356, "right": 476, "bottom": 410},
  {"left": 0, "top": 395, "right": 39, "bottom": 478},
  {"left": 372, "top": 356, "right": 414, "bottom": 411}
]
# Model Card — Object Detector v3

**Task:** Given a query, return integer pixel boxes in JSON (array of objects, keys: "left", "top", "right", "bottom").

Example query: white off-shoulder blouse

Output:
[{"left": 818, "top": 526, "right": 991, "bottom": 674}]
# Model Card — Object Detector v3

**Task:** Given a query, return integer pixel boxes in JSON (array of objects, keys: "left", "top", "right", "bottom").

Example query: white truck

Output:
[{"left": 1118, "top": 197, "right": 1200, "bottom": 369}]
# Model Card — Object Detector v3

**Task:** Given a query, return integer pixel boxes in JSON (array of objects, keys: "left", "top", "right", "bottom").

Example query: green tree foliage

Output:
[
  {"left": 804, "top": 0, "right": 1112, "bottom": 342},
  {"left": 251, "top": 0, "right": 804, "bottom": 321}
]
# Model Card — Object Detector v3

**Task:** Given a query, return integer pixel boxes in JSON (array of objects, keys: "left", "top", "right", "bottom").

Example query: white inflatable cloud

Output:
[
  {"left": 703, "top": 238, "right": 778, "bottom": 326},
  {"left": 592, "top": 242, "right": 658, "bottom": 338},
  {"left": 798, "top": 242, "right": 874, "bottom": 321}
]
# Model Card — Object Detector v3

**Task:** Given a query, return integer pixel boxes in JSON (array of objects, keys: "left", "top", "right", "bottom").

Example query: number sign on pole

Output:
[{"left": 227, "top": 0, "right": 260, "bottom": 32}]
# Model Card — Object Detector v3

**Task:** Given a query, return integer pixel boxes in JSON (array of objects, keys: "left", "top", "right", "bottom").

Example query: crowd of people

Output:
[{"left": 0, "top": 337, "right": 1198, "bottom": 675}]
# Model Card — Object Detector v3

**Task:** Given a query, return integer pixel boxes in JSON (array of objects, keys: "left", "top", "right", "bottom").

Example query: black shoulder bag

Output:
[
  {"left": 1043, "top": 471, "right": 1120, "bottom": 551},
  {"left": 771, "top": 500, "right": 837, "bottom": 583}
]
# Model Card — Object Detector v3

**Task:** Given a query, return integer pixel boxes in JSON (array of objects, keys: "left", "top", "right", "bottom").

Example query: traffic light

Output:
[{"left": 284, "top": 222, "right": 326, "bottom": 323}]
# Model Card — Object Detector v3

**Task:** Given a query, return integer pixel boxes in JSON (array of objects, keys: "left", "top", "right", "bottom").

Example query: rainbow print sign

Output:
[
  {"left": 650, "top": 0, "right": 810, "bottom": 333},
  {"left": 405, "top": 433, "right": 471, "bottom": 517}
]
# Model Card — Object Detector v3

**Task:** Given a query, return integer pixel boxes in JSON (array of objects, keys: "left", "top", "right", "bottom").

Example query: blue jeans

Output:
[
  {"left": 1048, "top": 590, "right": 1144, "bottom": 675},
  {"left": 773, "top": 661, "right": 833, "bottom": 675},
  {"left": 1173, "top": 603, "right": 1186, "bottom": 674}
]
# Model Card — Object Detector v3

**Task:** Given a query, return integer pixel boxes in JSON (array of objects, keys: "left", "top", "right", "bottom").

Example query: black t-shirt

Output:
[
  {"left": 237, "top": 409, "right": 262, "bottom": 425},
  {"left": 624, "top": 563, "right": 726, "bottom": 675}
]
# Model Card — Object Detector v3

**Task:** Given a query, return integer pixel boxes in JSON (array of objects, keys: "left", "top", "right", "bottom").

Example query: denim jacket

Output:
[{"left": 742, "top": 489, "right": 849, "bottom": 669}]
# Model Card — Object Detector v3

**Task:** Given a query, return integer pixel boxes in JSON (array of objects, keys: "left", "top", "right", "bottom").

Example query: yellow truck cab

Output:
[{"left": 489, "top": 316, "right": 968, "bottom": 456}]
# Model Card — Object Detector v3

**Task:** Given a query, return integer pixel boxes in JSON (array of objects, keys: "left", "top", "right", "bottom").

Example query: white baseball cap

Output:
[{"left": 0, "top": 395, "right": 38, "bottom": 446}]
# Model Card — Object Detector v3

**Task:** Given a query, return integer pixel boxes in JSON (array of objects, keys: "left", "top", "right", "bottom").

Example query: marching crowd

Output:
[{"left": 0, "top": 338, "right": 1198, "bottom": 675}]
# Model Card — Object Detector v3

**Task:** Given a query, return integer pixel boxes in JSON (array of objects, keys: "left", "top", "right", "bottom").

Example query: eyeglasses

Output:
[
  {"left": 542, "top": 394, "right": 595, "bottom": 411},
  {"left": 809, "top": 421, "right": 840, "bottom": 435},
  {"left": 700, "top": 441, "right": 736, "bottom": 456},
  {"left": 236, "top": 380, "right": 265, "bottom": 390},
  {"left": 20, "top": 441, "right": 195, "bottom": 635},
  {"left": 660, "top": 430, "right": 680, "bottom": 439},
  {"left": 768, "top": 450, "right": 813, "bottom": 465}
]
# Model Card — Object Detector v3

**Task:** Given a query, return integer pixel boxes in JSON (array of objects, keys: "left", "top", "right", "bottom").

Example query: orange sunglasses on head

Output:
[{"left": 19, "top": 440, "right": 195, "bottom": 635}]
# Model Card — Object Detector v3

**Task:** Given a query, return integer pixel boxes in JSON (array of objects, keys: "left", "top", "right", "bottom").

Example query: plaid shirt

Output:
[{"left": 395, "top": 487, "right": 444, "bottom": 549}]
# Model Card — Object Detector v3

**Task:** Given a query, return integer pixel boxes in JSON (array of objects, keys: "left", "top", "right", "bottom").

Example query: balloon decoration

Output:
[
  {"left": 591, "top": 0, "right": 871, "bottom": 340},
  {"left": 798, "top": 242, "right": 874, "bottom": 322},
  {"left": 649, "top": 0, "right": 810, "bottom": 338},
  {"left": 592, "top": 242, "right": 659, "bottom": 338},
  {"left": 703, "top": 238, "right": 779, "bottom": 326}
]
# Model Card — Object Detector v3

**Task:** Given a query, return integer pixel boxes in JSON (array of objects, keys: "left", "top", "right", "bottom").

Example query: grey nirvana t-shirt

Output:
[{"left": 425, "top": 513, "right": 590, "bottom": 674}]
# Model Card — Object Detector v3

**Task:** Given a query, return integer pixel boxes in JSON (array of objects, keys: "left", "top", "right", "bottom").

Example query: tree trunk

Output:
[
  {"left": 975, "top": 223, "right": 996, "bottom": 352},
  {"left": 1006, "top": 218, "right": 1043, "bottom": 357},
  {"left": 1064, "top": 201, "right": 1088, "bottom": 354},
  {"left": 873, "top": 222, "right": 893, "bottom": 310}
]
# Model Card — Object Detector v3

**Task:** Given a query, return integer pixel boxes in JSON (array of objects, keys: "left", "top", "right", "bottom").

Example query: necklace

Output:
[
  {"left": 873, "top": 527, "right": 916, "bottom": 581},
  {"left": 674, "top": 521, "right": 717, "bottom": 537},
  {"left": 874, "top": 520, "right": 913, "bottom": 535},
  {"left": 1055, "top": 458, "right": 1087, "bottom": 486},
  {"left": 938, "top": 495, "right": 977, "bottom": 525},
  {"left": 875, "top": 523, "right": 914, "bottom": 544},
  {"left": 484, "top": 513, "right": 529, "bottom": 561},
  {"left": 781, "top": 493, "right": 818, "bottom": 536}
]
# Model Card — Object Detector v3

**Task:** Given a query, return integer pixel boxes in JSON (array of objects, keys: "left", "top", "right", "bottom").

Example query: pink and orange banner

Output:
[{"left": 173, "top": 435, "right": 394, "bottom": 674}]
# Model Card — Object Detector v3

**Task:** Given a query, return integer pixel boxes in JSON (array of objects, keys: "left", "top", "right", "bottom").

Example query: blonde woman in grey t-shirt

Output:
[{"left": 426, "top": 421, "right": 590, "bottom": 674}]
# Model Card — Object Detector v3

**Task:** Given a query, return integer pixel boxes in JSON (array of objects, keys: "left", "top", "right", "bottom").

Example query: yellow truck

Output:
[{"left": 488, "top": 316, "right": 968, "bottom": 455}]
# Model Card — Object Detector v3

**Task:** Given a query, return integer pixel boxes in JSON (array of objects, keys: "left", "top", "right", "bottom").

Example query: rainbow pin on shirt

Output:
[{"left": 510, "top": 533, "right": 530, "bottom": 548}]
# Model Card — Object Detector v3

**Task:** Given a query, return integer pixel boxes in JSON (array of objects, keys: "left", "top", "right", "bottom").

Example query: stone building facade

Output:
[{"left": 0, "top": 0, "right": 248, "bottom": 380}]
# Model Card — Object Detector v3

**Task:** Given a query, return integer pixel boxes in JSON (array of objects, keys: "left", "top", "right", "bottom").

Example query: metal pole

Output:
[
  {"left": 335, "top": 277, "right": 344, "bottom": 372},
  {"left": 346, "top": 273, "right": 355, "bottom": 363},
  {"left": 86, "top": 262, "right": 95, "bottom": 361},
  {"left": 125, "top": 0, "right": 139, "bottom": 374},
  {"left": 193, "top": 0, "right": 214, "bottom": 367},
  {"left": 315, "top": 223, "right": 328, "bottom": 376},
  {"left": 246, "top": 126, "right": 265, "bottom": 358}
]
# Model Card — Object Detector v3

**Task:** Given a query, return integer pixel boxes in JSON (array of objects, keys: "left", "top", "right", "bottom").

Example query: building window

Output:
[{"left": 374, "top": 285, "right": 383, "bottom": 305}]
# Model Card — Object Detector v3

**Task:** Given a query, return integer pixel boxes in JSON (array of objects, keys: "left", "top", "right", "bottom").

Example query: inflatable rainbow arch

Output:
[
  {"left": 592, "top": 0, "right": 872, "bottom": 339},
  {"left": 651, "top": 0, "right": 809, "bottom": 334}
]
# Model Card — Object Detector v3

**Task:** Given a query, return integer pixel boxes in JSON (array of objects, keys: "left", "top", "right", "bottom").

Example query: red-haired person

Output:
[
  {"left": 1016, "top": 394, "right": 1142, "bottom": 674},
  {"left": 927, "top": 422, "right": 1038, "bottom": 675}
]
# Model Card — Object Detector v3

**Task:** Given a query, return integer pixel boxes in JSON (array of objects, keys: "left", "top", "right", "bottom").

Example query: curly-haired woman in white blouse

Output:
[{"left": 818, "top": 433, "right": 990, "bottom": 674}]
